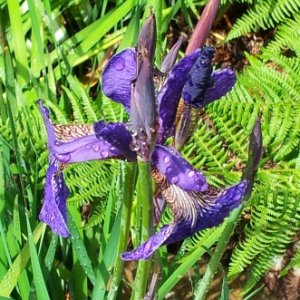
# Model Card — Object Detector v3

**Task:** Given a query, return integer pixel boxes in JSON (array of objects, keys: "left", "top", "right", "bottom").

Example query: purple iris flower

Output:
[{"left": 38, "top": 15, "right": 247, "bottom": 260}]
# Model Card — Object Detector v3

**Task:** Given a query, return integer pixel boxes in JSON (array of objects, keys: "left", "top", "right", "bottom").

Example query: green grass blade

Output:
[
  {"left": 0, "top": 219, "right": 11, "bottom": 278},
  {"left": 7, "top": 0, "right": 29, "bottom": 86},
  {"left": 68, "top": 209, "right": 96, "bottom": 285},
  {"left": 158, "top": 224, "right": 225, "bottom": 299},
  {"left": 118, "top": 5, "right": 140, "bottom": 51},
  {"left": 70, "top": 0, "right": 135, "bottom": 57},
  {"left": 27, "top": 0, "right": 45, "bottom": 76},
  {"left": 25, "top": 214, "right": 50, "bottom": 300},
  {"left": 0, "top": 223, "right": 46, "bottom": 297},
  {"left": 44, "top": 235, "right": 58, "bottom": 272}
]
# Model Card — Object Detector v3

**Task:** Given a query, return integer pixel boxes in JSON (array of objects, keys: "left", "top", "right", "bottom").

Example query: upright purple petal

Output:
[
  {"left": 39, "top": 158, "right": 70, "bottom": 237},
  {"left": 38, "top": 100, "right": 57, "bottom": 149},
  {"left": 185, "top": 0, "right": 220, "bottom": 54},
  {"left": 202, "top": 69, "right": 236, "bottom": 106},
  {"left": 102, "top": 48, "right": 137, "bottom": 110},
  {"left": 94, "top": 121, "right": 136, "bottom": 161},
  {"left": 181, "top": 46, "right": 215, "bottom": 107},
  {"left": 152, "top": 145, "right": 207, "bottom": 192},
  {"left": 157, "top": 49, "right": 201, "bottom": 143},
  {"left": 138, "top": 11, "right": 156, "bottom": 64}
]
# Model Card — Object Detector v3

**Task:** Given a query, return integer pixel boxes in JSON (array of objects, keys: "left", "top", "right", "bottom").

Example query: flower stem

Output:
[
  {"left": 194, "top": 117, "right": 262, "bottom": 299},
  {"left": 155, "top": 0, "right": 163, "bottom": 66},
  {"left": 185, "top": 0, "right": 220, "bottom": 55},
  {"left": 132, "top": 161, "right": 154, "bottom": 300},
  {"left": 107, "top": 162, "right": 137, "bottom": 300},
  {"left": 193, "top": 206, "right": 243, "bottom": 300}
]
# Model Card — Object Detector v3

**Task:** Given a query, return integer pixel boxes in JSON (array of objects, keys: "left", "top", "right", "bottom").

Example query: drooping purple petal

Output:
[
  {"left": 102, "top": 48, "right": 137, "bottom": 110},
  {"left": 64, "top": 135, "right": 122, "bottom": 163},
  {"left": 181, "top": 46, "right": 215, "bottom": 107},
  {"left": 201, "top": 69, "right": 236, "bottom": 107},
  {"left": 39, "top": 158, "right": 70, "bottom": 237},
  {"left": 152, "top": 145, "right": 207, "bottom": 192},
  {"left": 157, "top": 49, "right": 202, "bottom": 143},
  {"left": 121, "top": 181, "right": 247, "bottom": 260},
  {"left": 94, "top": 121, "right": 136, "bottom": 161},
  {"left": 165, "top": 181, "right": 247, "bottom": 244},
  {"left": 121, "top": 223, "right": 178, "bottom": 260},
  {"left": 39, "top": 100, "right": 123, "bottom": 163}
]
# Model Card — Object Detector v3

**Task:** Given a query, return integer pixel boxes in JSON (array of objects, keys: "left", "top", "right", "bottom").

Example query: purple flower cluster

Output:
[{"left": 38, "top": 13, "right": 247, "bottom": 260}]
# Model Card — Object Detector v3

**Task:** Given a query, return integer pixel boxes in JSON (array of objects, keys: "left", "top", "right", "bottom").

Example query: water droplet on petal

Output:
[
  {"left": 171, "top": 176, "right": 179, "bottom": 184},
  {"left": 92, "top": 145, "right": 100, "bottom": 152},
  {"left": 86, "top": 144, "right": 92, "bottom": 150},
  {"left": 188, "top": 170, "right": 195, "bottom": 177},
  {"left": 166, "top": 166, "right": 173, "bottom": 174},
  {"left": 101, "top": 150, "right": 109, "bottom": 158},
  {"left": 112, "top": 57, "right": 125, "bottom": 71},
  {"left": 164, "top": 156, "right": 170, "bottom": 163}
]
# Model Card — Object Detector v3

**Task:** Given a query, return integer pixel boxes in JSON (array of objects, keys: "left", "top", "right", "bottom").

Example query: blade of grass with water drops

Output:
[
  {"left": 26, "top": 213, "right": 50, "bottom": 300},
  {"left": 68, "top": 209, "right": 96, "bottom": 285},
  {"left": 0, "top": 222, "right": 46, "bottom": 297}
]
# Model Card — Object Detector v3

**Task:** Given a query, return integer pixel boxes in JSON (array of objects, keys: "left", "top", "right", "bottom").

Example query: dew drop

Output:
[
  {"left": 92, "top": 145, "right": 100, "bottom": 152},
  {"left": 101, "top": 150, "right": 109, "bottom": 158},
  {"left": 188, "top": 170, "right": 195, "bottom": 178},
  {"left": 171, "top": 176, "right": 179, "bottom": 184},
  {"left": 86, "top": 144, "right": 92, "bottom": 150},
  {"left": 163, "top": 156, "right": 170, "bottom": 163},
  {"left": 165, "top": 166, "right": 173, "bottom": 174},
  {"left": 195, "top": 184, "right": 201, "bottom": 190}
]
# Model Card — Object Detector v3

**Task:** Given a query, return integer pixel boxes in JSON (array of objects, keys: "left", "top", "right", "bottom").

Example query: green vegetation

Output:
[{"left": 0, "top": 0, "right": 299, "bottom": 298}]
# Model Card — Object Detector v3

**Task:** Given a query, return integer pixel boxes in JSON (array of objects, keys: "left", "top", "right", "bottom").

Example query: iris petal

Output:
[
  {"left": 152, "top": 145, "right": 207, "bottom": 192},
  {"left": 38, "top": 101, "right": 124, "bottom": 236},
  {"left": 157, "top": 49, "right": 201, "bottom": 143},
  {"left": 39, "top": 158, "right": 70, "bottom": 237},
  {"left": 202, "top": 69, "right": 236, "bottom": 107},
  {"left": 121, "top": 181, "right": 247, "bottom": 260},
  {"left": 102, "top": 48, "right": 136, "bottom": 110},
  {"left": 181, "top": 46, "right": 215, "bottom": 107},
  {"left": 121, "top": 223, "right": 178, "bottom": 260},
  {"left": 164, "top": 181, "right": 248, "bottom": 244},
  {"left": 94, "top": 121, "right": 136, "bottom": 161}
]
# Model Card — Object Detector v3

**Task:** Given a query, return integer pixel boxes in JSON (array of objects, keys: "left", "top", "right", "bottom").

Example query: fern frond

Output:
[
  {"left": 67, "top": 75, "right": 98, "bottom": 122},
  {"left": 229, "top": 186, "right": 300, "bottom": 293},
  {"left": 66, "top": 160, "right": 118, "bottom": 207},
  {"left": 226, "top": 0, "right": 300, "bottom": 41}
]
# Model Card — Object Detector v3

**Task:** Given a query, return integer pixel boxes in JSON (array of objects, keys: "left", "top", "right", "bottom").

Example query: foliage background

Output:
[{"left": 0, "top": 0, "right": 300, "bottom": 299}]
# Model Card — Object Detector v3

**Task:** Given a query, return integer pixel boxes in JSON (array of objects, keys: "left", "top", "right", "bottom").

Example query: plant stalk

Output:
[
  {"left": 107, "top": 163, "right": 137, "bottom": 300},
  {"left": 132, "top": 161, "right": 154, "bottom": 300},
  {"left": 193, "top": 205, "right": 242, "bottom": 300}
]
